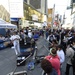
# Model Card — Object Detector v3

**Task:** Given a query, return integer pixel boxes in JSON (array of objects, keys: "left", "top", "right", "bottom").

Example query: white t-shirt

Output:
[
  {"left": 28, "top": 32, "right": 32, "bottom": 38},
  {"left": 57, "top": 50, "right": 65, "bottom": 64},
  {"left": 10, "top": 35, "right": 20, "bottom": 44}
]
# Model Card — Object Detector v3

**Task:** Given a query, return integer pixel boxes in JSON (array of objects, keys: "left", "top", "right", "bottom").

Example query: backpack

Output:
[{"left": 71, "top": 46, "right": 75, "bottom": 65}]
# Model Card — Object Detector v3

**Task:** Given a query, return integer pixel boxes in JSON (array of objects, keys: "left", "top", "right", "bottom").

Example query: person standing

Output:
[
  {"left": 45, "top": 47, "right": 60, "bottom": 75},
  {"left": 10, "top": 31, "right": 20, "bottom": 55},
  {"left": 57, "top": 45, "right": 65, "bottom": 65},
  {"left": 57, "top": 45, "right": 65, "bottom": 75},
  {"left": 65, "top": 40, "right": 75, "bottom": 75},
  {"left": 41, "top": 59, "right": 58, "bottom": 75},
  {"left": 28, "top": 30, "right": 33, "bottom": 38}
]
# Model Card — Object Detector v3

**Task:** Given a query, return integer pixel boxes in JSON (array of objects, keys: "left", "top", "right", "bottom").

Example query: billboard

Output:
[
  {"left": 9, "top": 0, "right": 24, "bottom": 18},
  {"left": 32, "top": 15, "right": 38, "bottom": 21},
  {"left": 47, "top": 9, "right": 53, "bottom": 27}
]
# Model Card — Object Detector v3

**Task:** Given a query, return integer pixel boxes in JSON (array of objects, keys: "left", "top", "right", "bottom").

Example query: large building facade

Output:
[
  {"left": 25, "top": 0, "right": 48, "bottom": 19},
  {"left": 9, "top": 0, "right": 45, "bottom": 28},
  {"left": 29, "top": 0, "right": 48, "bottom": 26},
  {"left": 0, "top": 5, "right": 10, "bottom": 22},
  {"left": 70, "top": 0, "right": 75, "bottom": 28},
  {"left": 30, "top": 0, "right": 41, "bottom": 9}
]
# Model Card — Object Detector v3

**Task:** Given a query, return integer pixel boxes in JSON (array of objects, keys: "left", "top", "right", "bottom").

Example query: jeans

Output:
[{"left": 66, "top": 63, "right": 75, "bottom": 75}]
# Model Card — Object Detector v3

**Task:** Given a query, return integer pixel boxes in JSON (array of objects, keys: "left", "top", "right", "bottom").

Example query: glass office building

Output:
[
  {"left": 23, "top": 2, "right": 43, "bottom": 22},
  {"left": 10, "top": 0, "right": 44, "bottom": 28}
]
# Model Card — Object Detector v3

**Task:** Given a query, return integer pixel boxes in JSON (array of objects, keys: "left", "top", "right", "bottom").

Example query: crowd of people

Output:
[
  {"left": 41, "top": 28, "right": 75, "bottom": 75},
  {"left": 0, "top": 27, "right": 44, "bottom": 54},
  {"left": 1, "top": 27, "right": 75, "bottom": 75}
]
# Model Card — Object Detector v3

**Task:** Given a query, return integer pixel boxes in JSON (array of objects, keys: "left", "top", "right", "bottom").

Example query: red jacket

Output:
[{"left": 45, "top": 55, "right": 60, "bottom": 75}]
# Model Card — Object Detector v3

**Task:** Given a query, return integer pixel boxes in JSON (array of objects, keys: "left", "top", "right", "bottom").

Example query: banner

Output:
[{"left": 9, "top": 0, "right": 24, "bottom": 18}]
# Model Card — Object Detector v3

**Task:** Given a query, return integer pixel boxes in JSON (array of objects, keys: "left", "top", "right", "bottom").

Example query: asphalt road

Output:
[{"left": 0, "top": 36, "right": 73, "bottom": 75}]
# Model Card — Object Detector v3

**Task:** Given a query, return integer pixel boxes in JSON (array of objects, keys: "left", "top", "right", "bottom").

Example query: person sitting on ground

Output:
[
  {"left": 41, "top": 59, "right": 58, "bottom": 75},
  {"left": 45, "top": 47, "right": 60, "bottom": 75}
]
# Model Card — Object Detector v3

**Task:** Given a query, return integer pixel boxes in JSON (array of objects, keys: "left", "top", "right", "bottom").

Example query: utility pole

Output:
[{"left": 51, "top": 4, "right": 55, "bottom": 32}]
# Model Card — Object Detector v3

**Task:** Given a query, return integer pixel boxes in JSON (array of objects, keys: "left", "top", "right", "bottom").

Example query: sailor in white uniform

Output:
[{"left": 10, "top": 32, "right": 20, "bottom": 55}]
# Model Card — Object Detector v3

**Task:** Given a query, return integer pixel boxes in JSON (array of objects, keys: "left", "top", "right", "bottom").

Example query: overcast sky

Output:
[
  {"left": 0, "top": 0, "right": 71, "bottom": 16},
  {"left": 0, "top": 0, "right": 9, "bottom": 12},
  {"left": 48, "top": 0, "right": 71, "bottom": 15}
]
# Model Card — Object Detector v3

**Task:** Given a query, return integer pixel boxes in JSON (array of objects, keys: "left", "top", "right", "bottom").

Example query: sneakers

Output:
[{"left": 11, "top": 46, "right": 15, "bottom": 49}]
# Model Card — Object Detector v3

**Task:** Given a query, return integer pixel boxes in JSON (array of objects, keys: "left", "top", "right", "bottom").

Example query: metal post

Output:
[{"left": 51, "top": 4, "right": 55, "bottom": 32}]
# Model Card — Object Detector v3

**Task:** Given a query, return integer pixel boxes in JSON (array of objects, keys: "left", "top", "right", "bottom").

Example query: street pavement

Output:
[{"left": 0, "top": 36, "right": 73, "bottom": 75}]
